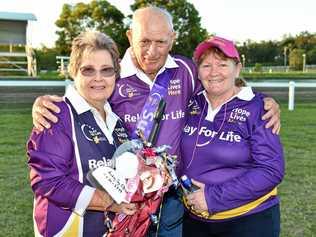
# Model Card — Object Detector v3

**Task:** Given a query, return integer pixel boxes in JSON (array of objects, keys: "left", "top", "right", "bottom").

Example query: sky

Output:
[{"left": 0, "top": 0, "right": 315, "bottom": 48}]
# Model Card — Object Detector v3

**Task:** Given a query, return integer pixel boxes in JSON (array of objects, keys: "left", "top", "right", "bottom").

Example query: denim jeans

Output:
[{"left": 147, "top": 189, "right": 184, "bottom": 237}]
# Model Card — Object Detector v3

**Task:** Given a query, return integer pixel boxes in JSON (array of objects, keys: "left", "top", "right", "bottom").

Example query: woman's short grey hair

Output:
[{"left": 68, "top": 31, "right": 120, "bottom": 79}]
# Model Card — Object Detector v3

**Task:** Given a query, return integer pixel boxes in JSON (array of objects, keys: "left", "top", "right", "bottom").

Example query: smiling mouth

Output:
[
  {"left": 207, "top": 79, "right": 222, "bottom": 83},
  {"left": 91, "top": 86, "right": 105, "bottom": 90},
  {"left": 145, "top": 58, "right": 159, "bottom": 63}
]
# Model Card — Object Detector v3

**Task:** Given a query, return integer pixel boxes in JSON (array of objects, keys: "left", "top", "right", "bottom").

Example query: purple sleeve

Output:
[
  {"left": 204, "top": 113, "right": 285, "bottom": 213},
  {"left": 174, "top": 55, "right": 201, "bottom": 97},
  {"left": 188, "top": 58, "right": 202, "bottom": 97},
  {"left": 27, "top": 107, "right": 84, "bottom": 210}
]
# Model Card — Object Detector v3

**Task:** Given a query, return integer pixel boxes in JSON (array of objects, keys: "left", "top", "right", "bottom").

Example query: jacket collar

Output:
[{"left": 120, "top": 48, "right": 178, "bottom": 88}]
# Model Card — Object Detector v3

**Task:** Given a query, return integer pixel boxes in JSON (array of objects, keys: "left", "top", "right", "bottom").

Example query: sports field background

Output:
[{"left": 0, "top": 87, "right": 315, "bottom": 236}]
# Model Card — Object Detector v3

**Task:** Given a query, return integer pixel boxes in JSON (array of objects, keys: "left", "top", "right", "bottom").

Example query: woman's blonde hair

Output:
[{"left": 68, "top": 31, "right": 120, "bottom": 79}]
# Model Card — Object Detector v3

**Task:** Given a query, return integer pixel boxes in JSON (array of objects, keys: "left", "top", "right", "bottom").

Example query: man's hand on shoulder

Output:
[
  {"left": 262, "top": 97, "right": 281, "bottom": 134},
  {"left": 32, "top": 95, "right": 63, "bottom": 131}
]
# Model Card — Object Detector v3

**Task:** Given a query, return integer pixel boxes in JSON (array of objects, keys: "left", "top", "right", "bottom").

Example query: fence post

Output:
[{"left": 288, "top": 81, "right": 295, "bottom": 111}]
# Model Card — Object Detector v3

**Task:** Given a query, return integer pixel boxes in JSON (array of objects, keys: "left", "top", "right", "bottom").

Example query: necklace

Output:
[{"left": 185, "top": 101, "right": 228, "bottom": 169}]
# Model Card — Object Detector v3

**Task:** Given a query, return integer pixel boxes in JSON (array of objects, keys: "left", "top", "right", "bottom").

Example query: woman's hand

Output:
[
  {"left": 185, "top": 179, "right": 208, "bottom": 211},
  {"left": 88, "top": 189, "right": 137, "bottom": 215},
  {"left": 88, "top": 189, "right": 115, "bottom": 212}
]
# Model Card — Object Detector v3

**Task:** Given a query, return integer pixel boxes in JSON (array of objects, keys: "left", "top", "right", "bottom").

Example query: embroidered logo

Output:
[
  {"left": 228, "top": 108, "right": 250, "bottom": 123},
  {"left": 114, "top": 127, "right": 129, "bottom": 144},
  {"left": 81, "top": 124, "right": 107, "bottom": 143},
  {"left": 168, "top": 79, "right": 181, "bottom": 96},
  {"left": 117, "top": 83, "right": 140, "bottom": 98},
  {"left": 188, "top": 99, "right": 201, "bottom": 115}
]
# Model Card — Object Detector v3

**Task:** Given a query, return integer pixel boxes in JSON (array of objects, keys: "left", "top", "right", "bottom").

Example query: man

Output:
[{"left": 32, "top": 6, "right": 280, "bottom": 237}]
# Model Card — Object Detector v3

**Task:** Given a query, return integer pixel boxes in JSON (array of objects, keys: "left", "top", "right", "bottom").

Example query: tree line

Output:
[
  {"left": 36, "top": 0, "right": 316, "bottom": 71},
  {"left": 238, "top": 31, "right": 316, "bottom": 70}
]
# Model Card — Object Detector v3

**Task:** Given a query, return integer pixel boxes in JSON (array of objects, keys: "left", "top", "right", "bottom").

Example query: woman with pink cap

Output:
[{"left": 180, "top": 36, "right": 284, "bottom": 237}]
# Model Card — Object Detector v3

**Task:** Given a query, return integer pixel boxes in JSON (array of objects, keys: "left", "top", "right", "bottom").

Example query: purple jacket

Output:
[
  {"left": 110, "top": 52, "right": 199, "bottom": 157},
  {"left": 180, "top": 87, "right": 285, "bottom": 221},
  {"left": 27, "top": 86, "right": 128, "bottom": 236}
]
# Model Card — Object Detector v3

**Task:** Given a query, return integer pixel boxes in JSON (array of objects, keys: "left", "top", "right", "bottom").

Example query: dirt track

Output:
[{"left": 0, "top": 87, "right": 65, "bottom": 104}]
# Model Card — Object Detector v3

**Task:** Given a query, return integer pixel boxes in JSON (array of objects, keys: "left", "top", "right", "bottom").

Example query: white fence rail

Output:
[
  {"left": 0, "top": 52, "right": 28, "bottom": 73},
  {"left": 0, "top": 80, "right": 316, "bottom": 111},
  {"left": 243, "top": 64, "right": 316, "bottom": 73},
  {"left": 247, "top": 81, "right": 316, "bottom": 110},
  {"left": 0, "top": 80, "right": 70, "bottom": 87},
  {"left": 0, "top": 50, "right": 37, "bottom": 76}
]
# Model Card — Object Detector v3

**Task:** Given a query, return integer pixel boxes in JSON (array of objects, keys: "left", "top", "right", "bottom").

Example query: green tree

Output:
[
  {"left": 130, "top": 0, "right": 208, "bottom": 58},
  {"left": 238, "top": 32, "right": 316, "bottom": 67},
  {"left": 289, "top": 49, "right": 305, "bottom": 70},
  {"left": 238, "top": 40, "right": 279, "bottom": 66},
  {"left": 253, "top": 63, "right": 263, "bottom": 72},
  {"left": 35, "top": 47, "right": 59, "bottom": 71},
  {"left": 307, "top": 47, "right": 316, "bottom": 64},
  {"left": 55, "top": 0, "right": 128, "bottom": 55},
  {"left": 294, "top": 31, "right": 316, "bottom": 52}
]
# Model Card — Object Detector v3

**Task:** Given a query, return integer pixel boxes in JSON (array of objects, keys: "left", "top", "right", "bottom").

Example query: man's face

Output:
[{"left": 127, "top": 19, "right": 175, "bottom": 78}]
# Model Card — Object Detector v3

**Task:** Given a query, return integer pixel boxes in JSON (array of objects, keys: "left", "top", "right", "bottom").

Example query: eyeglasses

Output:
[{"left": 79, "top": 66, "right": 116, "bottom": 77}]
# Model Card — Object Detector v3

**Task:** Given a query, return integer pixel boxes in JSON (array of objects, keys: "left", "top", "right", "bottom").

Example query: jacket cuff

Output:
[{"left": 73, "top": 185, "right": 96, "bottom": 216}]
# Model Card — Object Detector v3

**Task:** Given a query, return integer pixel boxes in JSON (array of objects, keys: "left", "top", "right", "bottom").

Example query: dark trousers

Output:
[
  {"left": 183, "top": 204, "right": 280, "bottom": 237},
  {"left": 147, "top": 189, "right": 184, "bottom": 237}
]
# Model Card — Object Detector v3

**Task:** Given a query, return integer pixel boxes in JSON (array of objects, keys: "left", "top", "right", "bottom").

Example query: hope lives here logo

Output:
[{"left": 228, "top": 107, "right": 250, "bottom": 123}]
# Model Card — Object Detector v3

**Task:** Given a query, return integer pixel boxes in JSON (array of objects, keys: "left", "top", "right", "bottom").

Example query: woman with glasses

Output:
[
  {"left": 180, "top": 36, "right": 285, "bottom": 237},
  {"left": 27, "top": 31, "right": 137, "bottom": 237}
]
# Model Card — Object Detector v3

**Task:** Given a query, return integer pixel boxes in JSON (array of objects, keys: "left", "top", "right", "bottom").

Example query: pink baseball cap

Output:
[{"left": 193, "top": 36, "right": 240, "bottom": 62}]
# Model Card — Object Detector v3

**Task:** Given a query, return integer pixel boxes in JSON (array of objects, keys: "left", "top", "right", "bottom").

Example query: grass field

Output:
[{"left": 0, "top": 102, "right": 315, "bottom": 236}]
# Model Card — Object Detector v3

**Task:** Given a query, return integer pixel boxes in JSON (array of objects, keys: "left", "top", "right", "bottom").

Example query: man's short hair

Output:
[{"left": 130, "top": 6, "right": 174, "bottom": 31}]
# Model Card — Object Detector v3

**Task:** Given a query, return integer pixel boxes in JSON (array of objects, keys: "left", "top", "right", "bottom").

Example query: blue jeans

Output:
[{"left": 147, "top": 189, "right": 184, "bottom": 237}]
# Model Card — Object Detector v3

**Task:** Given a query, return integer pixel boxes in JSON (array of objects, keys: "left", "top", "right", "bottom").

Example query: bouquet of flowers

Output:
[{"left": 88, "top": 99, "right": 179, "bottom": 237}]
